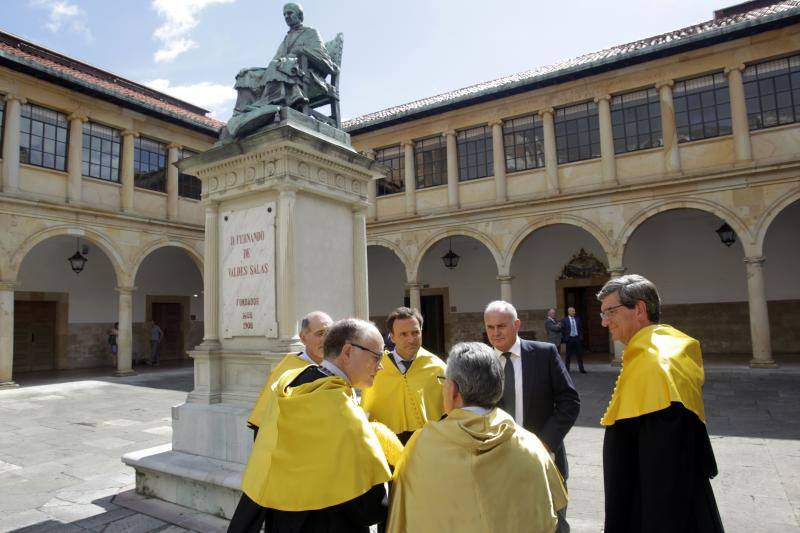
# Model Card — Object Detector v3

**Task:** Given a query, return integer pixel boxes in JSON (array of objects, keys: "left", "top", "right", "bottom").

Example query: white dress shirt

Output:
[
  {"left": 494, "top": 336, "right": 524, "bottom": 425},
  {"left": 391, "top": 349, "right": 415, "bottom": 374},
  {"left": 297, "top": 351, "right": 315, "bottom": 365}
]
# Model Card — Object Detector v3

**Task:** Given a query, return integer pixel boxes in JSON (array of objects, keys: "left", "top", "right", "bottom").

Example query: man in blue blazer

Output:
[
  {"left": 561, "top": 307, "right": 586, "bottom": 373},
  {"left": 484, "top": 301, "right": 580, "bottom": 533}
]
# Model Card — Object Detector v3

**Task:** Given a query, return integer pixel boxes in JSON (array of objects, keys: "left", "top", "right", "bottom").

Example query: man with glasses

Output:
[
  {"left": 597, "top": 274, "right": 724, "bottom": 533},
  {"left": 361, "top": 307, "right": 446, "bottom": 444},
  {"left": 229, "top": 318, "right": 391, "bottom": 533},
  {"left": 246, "top": 310, "right": 332, "bottom": 438},
  {"left": 386, "top": 342, "right": 568, "bottom": 533},
  {"left": 484, "top": 300, "right": 579, "bottom": 533}
]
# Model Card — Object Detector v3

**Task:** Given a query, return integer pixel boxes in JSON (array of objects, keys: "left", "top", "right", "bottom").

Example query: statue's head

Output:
[{"left": 283, "top": 3, "right": 304, "bottom": 26}]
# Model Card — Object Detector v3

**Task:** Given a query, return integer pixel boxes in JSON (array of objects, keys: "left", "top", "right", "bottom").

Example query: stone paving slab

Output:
[{"left": 1, "top": 361, "right": 799, "bottom": 532}]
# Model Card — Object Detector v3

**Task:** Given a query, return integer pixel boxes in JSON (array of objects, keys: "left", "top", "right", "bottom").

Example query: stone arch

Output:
[
  {"left": 504, "top": 215, "right": 613, "bottom": 272},
  {"left": 10, "top": 225, "right": 128, "bottom": 285},
  {"left": 618, "top": 198, "right": 754, "bottom": 259},
  {"left": 131, "top": 239, "right": 204, "bottom": 282},
  {"left": 366, "top": 237, "right": 410, "bottom": 276},
  {"left": 410, "top": 227, "right": 502, "bottom": 281},
  {"left": 753, "top": 185, "right": 800, "bottom": 255}
]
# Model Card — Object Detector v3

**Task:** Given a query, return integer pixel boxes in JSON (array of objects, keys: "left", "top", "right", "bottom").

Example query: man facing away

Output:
[
  {"left": 387, "top": 342, "right": 568, "bottom": 533},
  {"left": 597, "top": 274, "right": 724, "bottom": 533},
  {"left": 561, "top": 307, "right": 586, "bottom": 373},
  {"left": 246, "top": 310, "right": 332, "bottom": 437},
  {"left": 361, "top": 307, "right": 446, "bottom": 444},
  {"left": 228, "top": 318, "right": 391, "bottom": 533},
  {"left": 484, "top": 300, "right": 579, "bottom": 533}
]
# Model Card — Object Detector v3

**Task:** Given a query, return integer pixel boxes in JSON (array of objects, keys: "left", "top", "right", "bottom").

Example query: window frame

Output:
[
  {"left": 554, "top": 101, "right": 601, "bottom": 164},
  {"left": 673, "top": 72, "right": 732, "bottom": 143},
  {"left": 374, "top": 145, "right": 405, "bottom": 196},
  {"left": 611, "top": 88, "right": 663, "bottom": 154},
  {"left": 503, "top": 114, "right": 545, "bottom": 172},
  {"left": 133, "top": 135, "right": 167, "bottom": 193},
  {"left": 456, "top": 125, "right": 494, "bottom": 182},
  {"left": 19, "top": 102, "right": 69, "bottom": 172},
  {"left": 743, "top": 54, "right": 800, "bottom": 131},
  {"left": 178, "top": 148, "right": 202, "bottom": 200},
  {"left": 82, "top": 120, "right": 121, "bottom": 182},
  {"left": 414, "top": 135, "right": 447, "bottom": 189}
]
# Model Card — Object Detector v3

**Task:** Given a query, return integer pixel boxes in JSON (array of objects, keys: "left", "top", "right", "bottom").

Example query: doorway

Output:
[
  {"left": 14, "top": 301, "right": 57, "bottom": 372},
  {"left": 404, "top": 293, "right": 446, "bottom": 356},
  {"left": 559, "top": 280, "right": 609, "bottom": 353},
  {"left": 151, "top": 302, "right": 184, "bottom": 360}
]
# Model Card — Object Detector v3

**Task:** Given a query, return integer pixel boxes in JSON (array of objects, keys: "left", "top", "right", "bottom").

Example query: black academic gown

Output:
[
  {"left": 603, "top": 402, "right": 725, "bottom": 533},
  {"left": 228, "top": 367, "right": 387, "bottom": 533}
]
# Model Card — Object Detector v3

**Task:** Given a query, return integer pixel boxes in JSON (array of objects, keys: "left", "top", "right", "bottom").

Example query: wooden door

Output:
[
  {"left": 404, "top": 294, "right": 446, "bottom": 357},
  {"left": 151, "top": 302, "right": 183, "bottom": 360},
  {"left": 563, "top": 286, "right": 607, "bottom": 352},
  {"left": 14, "top": 301, "right": 56, "bottom": 372}
]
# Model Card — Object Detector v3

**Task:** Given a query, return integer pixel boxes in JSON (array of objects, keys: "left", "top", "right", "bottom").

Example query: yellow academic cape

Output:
[
  {"left": 247, "top": 353, "right": 310, "bottom": 428},
  {"left": 361, "top": 347, "right": 446, "bottom": 434},
  {"left": 601, "top": 324, "right": 707, "bottom": 426},
  {"left": 241, "top": 366, "right": 392, "bottom": 511},
  {"left": 387, "top": 408, "right": 568, "bottom": 533}
]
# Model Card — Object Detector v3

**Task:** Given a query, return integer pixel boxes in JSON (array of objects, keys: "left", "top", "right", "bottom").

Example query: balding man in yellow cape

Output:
[{"left": 387, "top": 342, "right": 567, "bottom": 533}]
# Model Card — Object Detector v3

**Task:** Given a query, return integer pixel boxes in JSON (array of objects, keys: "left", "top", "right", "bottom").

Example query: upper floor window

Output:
[
  {"left": 0, "top": 98, "right": 5, "bottom": 151},
  {"left": 374, "top": 145, "right": 405, "bottom": 196},
  {"left": 20, "top": 103, "right": 68, "bottom": 171},
  {"left": 82, "top": 121, "right": 120, "bottom": 182},
  {"left": 611, "top": 88, "right": 663, "bottom": 154},
  {"left": 457, "top": 125, "right": 493, "bottom": 181},
  {"left": 555, "top": 102, "right": 600, "bottom": 164},
  {"left": 744, "top": 55, "right": 800, "bottom": 131},
  {"left": 134, "top": 136, "right": 166, "bottom": 192},
  {"left": 414, "top": 136, "right": 446, "bottom": 189},
  {"left": 179, "top": 148, "right": 201, "bottom": 200},
  {"left": 673, "top": 72, "right": 731, "bottom": 142},
  {"left": 504, "top": 114, "right": 544, "bottom": 172}
]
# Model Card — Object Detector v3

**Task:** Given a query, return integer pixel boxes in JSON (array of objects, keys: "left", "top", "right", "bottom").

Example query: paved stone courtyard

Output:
[{"left": 1, "top": 360, "right": 799, "bottom": 532}]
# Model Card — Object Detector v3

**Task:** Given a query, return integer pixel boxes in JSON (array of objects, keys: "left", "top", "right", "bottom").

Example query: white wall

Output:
[
  {"left": 368, "top": 245, "right": 406, "bottom": 316},
  {"left": 134, "top": 246, "right": 204, "bottom": 321},
  {"left": 764, "top": 200, "right": 800, "bottom": 300}
]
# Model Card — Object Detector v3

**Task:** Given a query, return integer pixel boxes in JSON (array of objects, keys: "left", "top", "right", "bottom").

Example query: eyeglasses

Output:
[
  {"left": 436, "top": 375, "right": 446, "bottom": 384},
  {"left": 599, "top": 304, "right": 626, "bottom": 320},
  {"left": 350, "top": 343, "right": 384, "bottom": 365}
]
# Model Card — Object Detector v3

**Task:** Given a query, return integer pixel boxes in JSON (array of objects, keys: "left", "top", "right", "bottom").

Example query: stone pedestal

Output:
[{"left": 122, "top": 109, "right": 382, "bottom": 518}]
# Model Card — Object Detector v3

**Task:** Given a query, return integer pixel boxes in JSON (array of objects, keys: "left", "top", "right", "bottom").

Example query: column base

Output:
[
  {"left": 0, "top": 381, "right": 19, "bottom": 390},
  {"left": 749, "top": 359, "right": 778, "bottom": 369},
  {"left": 112, "top": 369, "right": 137, "bottom": 377}
]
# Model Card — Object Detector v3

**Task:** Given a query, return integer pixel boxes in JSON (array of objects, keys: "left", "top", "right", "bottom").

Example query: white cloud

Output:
[
  {"left": 151, "top": 0, "right": 235, "bottom": 63},
  {"left": 145, "top": 78, "right": 236, "bottom": 120},
  {"left": 30, "top": 0, "right": 92, "bottom": 41}
]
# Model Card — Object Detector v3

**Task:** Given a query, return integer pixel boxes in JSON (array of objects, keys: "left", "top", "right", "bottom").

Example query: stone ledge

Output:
[{"left": 122, "top": 444, "right": 243, "bottom": 491}]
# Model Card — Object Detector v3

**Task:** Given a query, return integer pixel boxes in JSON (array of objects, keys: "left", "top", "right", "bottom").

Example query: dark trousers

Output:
[{"left": 565, "top": 337, "right": 584, "bottom": 372}]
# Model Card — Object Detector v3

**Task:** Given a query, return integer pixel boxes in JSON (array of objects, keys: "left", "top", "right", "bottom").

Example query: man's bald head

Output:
[{"left": 299, "top": 311, "right": 332, "bottom": 363}]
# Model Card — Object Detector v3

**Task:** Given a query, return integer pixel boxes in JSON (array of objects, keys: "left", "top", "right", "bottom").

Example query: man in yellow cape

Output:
[
  {"left": 387, "top": 341, "right": 567, "bottom": 533},
  {"left": 246, "top": 310, "right": 332, "bottom": 437},
  {"left": 228, "top": 318, "right": 393, "bottom": 533},
  {"left": 361, "top": 307, "right": 446, "bottom": 444},
  {"left": 597, "top": 274, "right": 724, "bottom": 533}
]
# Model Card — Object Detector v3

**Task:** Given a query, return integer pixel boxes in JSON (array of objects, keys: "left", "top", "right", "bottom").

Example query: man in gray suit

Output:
[{"left": 545, "top": 308, "right": 562, "bottom": 347}]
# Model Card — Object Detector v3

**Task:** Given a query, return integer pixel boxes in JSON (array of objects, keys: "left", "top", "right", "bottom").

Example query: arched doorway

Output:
[{"left": 367, "top": 244, "right": 407, "bottom": 340}]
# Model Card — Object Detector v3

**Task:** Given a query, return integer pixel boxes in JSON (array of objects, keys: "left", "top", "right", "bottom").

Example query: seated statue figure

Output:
[{"left": 222, "top": 2, "right": 340, "bottom": 141}]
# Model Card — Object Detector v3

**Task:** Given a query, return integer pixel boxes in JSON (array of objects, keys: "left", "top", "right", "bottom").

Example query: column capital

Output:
[
  {"left": 744, "top": 256, "right": 766, "bottom": 265},
  {"left": 593, "top": 94, "right": 612, "bottom": 104},
  {"left": 115, "top": 286, "right": 137, "bottom": 295},
  {"left": 539, "top": 107, "right": 555, "bottom": 117},
  {"left": 120, "top": 129, "right": 139, "bottom": 138},
  {"left": 0, "top": 281, "right": 20, "bottom": 291},
  {"left": 363, "top": 149, "right": 376, "bottom": 158},
  {"left": 352, "top": 203, "right": 368, "bottom": 215},
  {"left": 443, "top": 129, "right": 457, "bottom": 137},
  {"left": 655, "top": 80, "right": 674, "bottom": 90},
  {"left": 401, "top": 140, "right": 415, "bottom": 149},
  {"left": 608, "top": 266, "right": 627, "bottom": 277},
  {"left": 3, "top": 94, "right": 27, "bottom": 104},
  {"left": 67, "top": 113, "right": 88, "bottom": 123},
  {"left": 488, "top": 119, "right": 504, "bottom": 128},
  {"left": 276, "top": 183, "right": 298, "bottom": 195},
  {"left": 724, "top": 63, "right": 746, "bottom": 76},
  {"left": 496, "top": 275, "right": 515, "bottom": 283},
  {"left": 405, "top": 282, "right": 424, "bottom": 290},
  {"left": 166, "top": 143, "right": 183, "bottom": 151}
]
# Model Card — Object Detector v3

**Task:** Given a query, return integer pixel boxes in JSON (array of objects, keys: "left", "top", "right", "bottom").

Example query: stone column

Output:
[
  {"left": 725, "top": 64, "right": 753, "bottom": 162},
  {"left": 277, "top": 187, "right": 298, "bottom": 339},
  {"left": 166, "top": 144, "right": 181, "bottom": 219},
  {"left": 114, "top": 286, "right": 136, "bottom": 377},
  {"left": 0, "top": 281, "right": 18, "bottom": 388},
  {"left": 353, "top": 206, "right": 369, "bottom": 320},
  {"left": 407, "top": 282, "right": 422, "bottom": 312},
  {"left": 445, "top": 130, "right": 459, "bottom": 208},
  {"left": 744, "top": 256, "right": 776, "bottom": 368},
  {"left": 365, "top": 150, "right": 377, "bottom": 221},
  {"left": 608, "top": 266, "right": 627, "bottom": 366},
  {"left": 540, "top": 108, "right": 560, "bottom": 194},
  {"left": 656, "top": 81, "right": 681, "bottom": 173},
  {"left": 120, "top": 130, "right": 138, "bottom": 212},
  {"left": 1, "top": 95, "right": 26, "bottom": 194},
  {"left": 66, "top": 114, "right": 87, "bottom": 203},
  {"left": 595, "top": 95, "right": 618, "bottom": 184},
  {"left": 402, "top": 141, "right": 416, "bottom": 215},
  {"left": 200, "top": 202, "right": 221, "bottom": 348},
  {"left": 497, "top": 275, "right": 514, "bottom": 303},
  {"left": 490, "top": 120, "right": 507, "bottom": 203}
]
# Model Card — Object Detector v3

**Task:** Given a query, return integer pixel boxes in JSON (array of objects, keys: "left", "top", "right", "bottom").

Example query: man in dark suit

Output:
[
  {"left": 484, "top": 301, "right": 580, "bottom": 533},
  {"left": 561, "top": 307, "right": 586, "bottom": 373}
]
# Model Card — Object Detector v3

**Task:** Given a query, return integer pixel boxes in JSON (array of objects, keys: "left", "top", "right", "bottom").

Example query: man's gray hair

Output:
[
  {"left": 484, "top": 300, "right": 518, "bottom": 320},
  {"left": 597, "top": 274, "right": 661, "bottom": 322},
  {"left": 445, "top": 342, "right": 504, "bottom": 409},
  {"left": 300, "top": 310, "right": 330, "bottom": 333},
  {"left": 323, "top": 318, "right": 374, "bottom": 360}
]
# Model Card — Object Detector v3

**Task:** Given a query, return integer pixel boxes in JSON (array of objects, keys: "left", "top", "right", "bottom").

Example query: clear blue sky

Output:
[{"left": 4, "top": 0, "right": 733, "bottom": 121}]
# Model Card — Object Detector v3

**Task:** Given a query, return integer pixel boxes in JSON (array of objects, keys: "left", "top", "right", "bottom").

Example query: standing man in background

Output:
[
  {"left": 545, "top": 308, "right": 563, "bottom": 347},
  {"left": 148, "top": 321, "right": 163, "bottom": 366},
  {"left": 561, "top": 307, "right": 586, "bottom": 373}
]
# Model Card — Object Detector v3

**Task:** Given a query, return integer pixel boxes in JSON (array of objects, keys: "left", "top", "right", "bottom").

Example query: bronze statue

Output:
[{"left": 221, "top": 3, "right": 343, "bottom": 141}]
